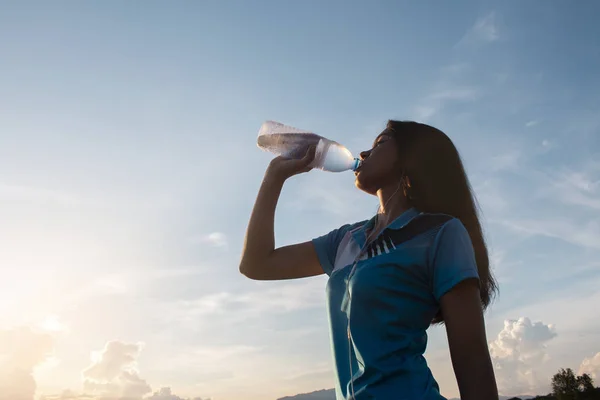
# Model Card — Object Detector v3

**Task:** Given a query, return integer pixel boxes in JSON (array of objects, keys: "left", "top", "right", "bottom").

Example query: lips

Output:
[
  {"left": 354, "top": 164, "right": 364, "bottom": 176},
  {"left": 355, "top": 158, "right": 368, "bottom": 175}
]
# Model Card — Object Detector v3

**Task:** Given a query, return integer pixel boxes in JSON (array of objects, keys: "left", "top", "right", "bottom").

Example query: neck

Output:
[{"left": 376, "top": 184, "right": 410, "bottom": 226}]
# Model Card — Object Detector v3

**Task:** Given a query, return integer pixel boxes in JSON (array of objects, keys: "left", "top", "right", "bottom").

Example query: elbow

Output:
[
  {"left": 238, "top": 262, "right": 251, "bottom": 278},
  {"left": 238, "top": 261, "right": 261, "bottom": 280},
  {"left": 238, "top": 254, "right": 252, "bottom": 278},
  {"left": 239, "top": 251, "right": 274, "bottom": 280}
]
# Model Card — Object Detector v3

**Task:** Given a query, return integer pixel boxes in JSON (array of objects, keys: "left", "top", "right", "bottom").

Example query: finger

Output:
[
  {"left": 300, "top": 164, "right": 314, "bottom": 173},
  {"left": 301, "top": 145, "right": 317, "bottom": 165}
]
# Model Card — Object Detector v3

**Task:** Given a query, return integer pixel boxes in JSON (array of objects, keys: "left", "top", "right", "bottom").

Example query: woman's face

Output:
[{"left": 354, "top": 131, "right": 400, "bottom": 195}]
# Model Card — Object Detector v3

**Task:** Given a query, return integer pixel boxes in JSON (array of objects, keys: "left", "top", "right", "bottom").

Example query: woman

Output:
[{"left": 239, "top": 120, "right": 499, "bottom": 400}]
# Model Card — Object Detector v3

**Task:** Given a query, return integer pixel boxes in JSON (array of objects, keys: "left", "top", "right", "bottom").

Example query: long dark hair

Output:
[{"left": 387, "top": 120, "right": 498, "bottom": 323}]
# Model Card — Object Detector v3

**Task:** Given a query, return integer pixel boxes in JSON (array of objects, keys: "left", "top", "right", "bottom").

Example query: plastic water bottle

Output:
[{"left": 257, "top": 120, "right": 361, "bottom": 172}]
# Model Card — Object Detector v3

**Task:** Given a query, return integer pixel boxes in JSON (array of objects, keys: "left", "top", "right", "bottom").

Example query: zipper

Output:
[{"left": 345, "top": 211, "right": 423, "bottom": 399}]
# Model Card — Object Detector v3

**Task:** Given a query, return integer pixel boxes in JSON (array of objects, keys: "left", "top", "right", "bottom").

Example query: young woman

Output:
[{"left": 239, "top": 120, "right": 499, "bottom": 400}]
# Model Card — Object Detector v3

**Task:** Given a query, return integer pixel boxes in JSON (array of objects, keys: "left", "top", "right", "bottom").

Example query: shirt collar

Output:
[
  {"left": 387, "top": 207, "right": 420, "bottom": 230},
  {"left": 352, "top": 207, "right": 420, "bottom": 247}
]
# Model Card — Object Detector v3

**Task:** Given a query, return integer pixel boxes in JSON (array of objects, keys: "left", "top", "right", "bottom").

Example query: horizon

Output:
[{"left": 1, "top": 1, "right": 600, "bottom": 399}]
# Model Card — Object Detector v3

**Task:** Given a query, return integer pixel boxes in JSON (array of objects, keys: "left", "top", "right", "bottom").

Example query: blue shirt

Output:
[{"left": 312, "top": 208, "right": 480, "bottom": 400}]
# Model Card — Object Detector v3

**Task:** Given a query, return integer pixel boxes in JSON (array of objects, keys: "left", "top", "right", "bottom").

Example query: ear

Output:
[{"left": 401, "top": 175, "right": 413, "bottom": 200}]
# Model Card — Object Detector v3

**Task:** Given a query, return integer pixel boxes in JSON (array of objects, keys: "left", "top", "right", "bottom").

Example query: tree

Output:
[
  {"left": 552, "top": 368, "right": 579, "bottom": 400},
  {"left": 578, "top": 373, "right": 595, "bottom": 393},
  {"left": 551, "top": 368, "right": 600, "bottom": 400}
]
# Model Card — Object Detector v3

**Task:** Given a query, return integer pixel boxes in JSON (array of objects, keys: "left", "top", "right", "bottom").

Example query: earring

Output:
[{"left": 401, "top": 176, "right": 413, "bottom": 199}]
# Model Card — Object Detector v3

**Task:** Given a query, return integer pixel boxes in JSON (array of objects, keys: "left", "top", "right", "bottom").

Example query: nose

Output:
[{"left": 359, "top": 149, "right": 371, "bottom": 160}]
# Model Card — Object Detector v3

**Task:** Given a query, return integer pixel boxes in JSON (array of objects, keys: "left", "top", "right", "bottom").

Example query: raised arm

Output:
[{"left": 239, "top": 147, "right": 325, "bottom": 280}]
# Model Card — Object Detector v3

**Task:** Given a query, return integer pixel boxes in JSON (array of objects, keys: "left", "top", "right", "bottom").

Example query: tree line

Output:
[{"left": 507, "top": 368, "right": 600, "bottom": 400}]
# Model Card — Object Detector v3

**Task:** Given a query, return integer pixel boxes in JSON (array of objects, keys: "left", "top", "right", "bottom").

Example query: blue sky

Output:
[{"left": 1, "top": 1, "right": 599, "bottom": 399}]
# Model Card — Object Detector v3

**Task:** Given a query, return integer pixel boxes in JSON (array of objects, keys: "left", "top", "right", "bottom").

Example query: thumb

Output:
[
  {"left": 295, "top": 145, "right": 317, "bottom": 173},
  {"left": 301, "top": 145, "right": 317, "bottom": 166}
]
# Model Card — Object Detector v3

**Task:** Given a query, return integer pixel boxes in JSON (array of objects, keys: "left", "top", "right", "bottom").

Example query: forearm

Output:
[
  {"left": 239, "top": 171, "right": 285, "bottom": 273},
  {"left": 453, "top": 343, "right": 498, "bottom": 400}
]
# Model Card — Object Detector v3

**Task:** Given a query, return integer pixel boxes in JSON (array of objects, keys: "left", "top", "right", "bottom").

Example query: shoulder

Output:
[
  {"left": 408, "top": 213, "right": 470, "bottom": 249},
  {"left": 425, "top": 215, "right": 479, "bottom": 301},
  {"left": 389, "top": 212, "right": 470, "bottom": 255},
  {"left": 429, "top": 215, "right": 469, "bottom": 242},
  {"left": 313, "top": 218, "right": 369, "bottom": 244},
  {"left": 335, "top": 216, "right": 372, "bottom": 236},
  {"left": 424, "top": 214, "right": 475, "bottom": 265},
  {"left": 344, "top": 219, "right": 370, "bottom": 235},
  {"left": 312, "top": 218, "right": 370, "bottom": 276},
  {"left": 326, "top": 219, "right": 370, "bottom": 247},
  {"left": 412, "top": 212, "right": 456, "bottom": 230}
]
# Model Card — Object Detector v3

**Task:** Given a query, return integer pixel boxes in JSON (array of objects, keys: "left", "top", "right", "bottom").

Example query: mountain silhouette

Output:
[{"left": 277, "top": 388, "right": 534, "bottom": 400}]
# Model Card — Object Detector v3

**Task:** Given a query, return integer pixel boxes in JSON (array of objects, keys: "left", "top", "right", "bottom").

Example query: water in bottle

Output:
[{"left": 257, "top": 120, "right": 361, "bottom": 172}]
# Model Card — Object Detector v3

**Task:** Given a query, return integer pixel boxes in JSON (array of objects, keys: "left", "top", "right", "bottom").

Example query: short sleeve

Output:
[
  {"left": 431, "top": 218, "right": 480, "bottom": 301},
  {"left": 311, "top": 224, "right": 354, "bottom": 276}
]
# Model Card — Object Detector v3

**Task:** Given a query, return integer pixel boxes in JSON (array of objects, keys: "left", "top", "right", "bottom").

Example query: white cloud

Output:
[
  {"left": 39, "top": 390, "right": 96, "bottom": 399},
  {"left": 147, "top": 387, "right": 207, "bottom": 400},
  {"left": 407, "top": 60, "right": 482, "bottom": 121},
  {"left": 40, "top": 343, "right": 212, "bottom": 400},
  {"left": 457, "top": 11, "right": 500, "bottom": 47},
  {"left": 231, "top": 280, "right": 326, "bottom": 314},
  {"left": 473, "top": 12, "right": 500, "bottom": 42},
  {"left": 0, "top": 183, "right": 82, "bottom": 207},
  {"left": 206, "top": 232, "right": 227, "bottom": 247},
  {"left": 61, "top": 268, "right": 210, "bottom": 308},
  {"left": 189, "top": 232, "right": 228, "bottom": 248},
  {"left": 40, "top": 314, "right": 69, "bottom": 333},
  {"left": 440, "top": 63, "right": 471, "bottom": 76},
  {"left": 414, "top": 105, "right": 437, "bottom": 121},
  {"left": 412, "top": 86, "right": 479, "bottom": 121},
  {"left": 287, "top": 183, "right": 351, "bottom": 216},
  {"left": 282, "top": 362, "right": 332, "bottom": 382},
  {"left": 565, "top": 108, "right": 600, "bottom": 137},
  {"left": 489, "top": 150, "right": 520, "bottom": 172},
  {"left": 164, "top": 279, "right": 327, "bottom": 328},
  {"left": 239, "top": 281, "right": 326, "bottom": 313},
  {"left": 473, "top": 178, "right": 509, "bottom": 214},
  {"left": 485, "top": 248, "right": 525, "bottom": 285},
  {"left": 82, "top": 341, "right": 151, "bottom": 400},
  {"left": 554, "top": 170, "right": 600, "bottom": 209},
  {"left": 527, "top": 162, "right": 600, "bottom": 210},
  {"left": 92, "top": 274, "right": 132, "bottom": 295},
  {"left": 41, "top": 387, "right": 208, "bottom": 400},
  {"left": 191, "top": 345, "right": 259, "bottom": 360},
  {"left": 526, "top": 120, "right": 540, "bottom": 128},
  {"left": 0, "top": 327, "right": 55, "bottom": 400},
  {"left": 489, "top": 317, "right": 557, "bottom": 395},
  {"left": 566, "top": 172, "right": 599, "bottom": 193},
  {"left": 579, "top": 352, "right": 600, "bottom": 381},
  {"left": 283, "top": 171, "right": 371, "bottom": 222},
  {"left": 494, "top": 216, "right": 600, "bottom": 251},
  {"left": 428, "top": 88, "right": 479, "bottom": 101}
]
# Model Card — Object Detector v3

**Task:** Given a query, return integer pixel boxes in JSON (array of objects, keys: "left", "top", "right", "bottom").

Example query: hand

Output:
[{"left": 266, "top": 145, "right": 316, "bottom": 182}]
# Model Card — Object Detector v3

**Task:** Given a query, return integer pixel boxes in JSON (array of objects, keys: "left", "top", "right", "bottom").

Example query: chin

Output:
[{"left": 354, "top": 175, "right": 378, "bottom": 196}]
